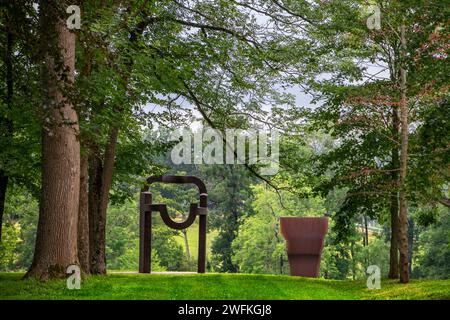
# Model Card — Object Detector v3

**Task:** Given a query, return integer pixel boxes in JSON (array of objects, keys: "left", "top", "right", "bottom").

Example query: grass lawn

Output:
[{"left": 0, "top": 272, "right": 449, "bottom": 300}]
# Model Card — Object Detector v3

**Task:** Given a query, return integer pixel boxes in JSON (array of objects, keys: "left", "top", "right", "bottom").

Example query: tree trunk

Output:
[
  {"left": 89, "top": 127, "right": 119, "bottom": 274},
  {"left": 88, "top": 142, "right": 103, "bottom": 274},
  {"left": 388, "top": 192, "right": 399, "bottom": 279},
  {"left": 0, "top": 173, "right": 8, "bottom": 243},
  {"left": 439, "top": 197, "right": 450, "bottom": 208},
  {"left": 407, "top": 217, "right": 414, "bottom": 276},
  {"left": 388, "top": 105, "right": 400, "bottom": 279},
  {"left": 87, "top": 11, "right": 146, "bottom": 275},
  {"left": 26, "top": 3, "right": 80, "bottom": 280},
  {"left": 363, "top": 215, "right": 369, "bottom": 246},
  {"left": 182, "top": 228, "right": 191, "bottom": 259},
  {"left": 78, "top": 153, "right": 90, "bottom": 274},
  {"left": 279, "top": 254, "right": 284, "bottom": 275},
  {"left": 0, "top": 13, "right": 14, "bottom": 243},
  {"left": 77, "top": 39, "right": 93, "bottom": 274},
  {"left": 363, "top": 215, "right": 369, "bottom": 268},
  {"left": 398, "top": 23, "right": 409, "bottom": 283},
  {"left": 350, "top": 240, "right": 356, "bottom": 280}
]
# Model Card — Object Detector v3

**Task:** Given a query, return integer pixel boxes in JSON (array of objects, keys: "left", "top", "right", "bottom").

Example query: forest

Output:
[{"left": 0, "top": 0, "right": 449, "bottom": 294}]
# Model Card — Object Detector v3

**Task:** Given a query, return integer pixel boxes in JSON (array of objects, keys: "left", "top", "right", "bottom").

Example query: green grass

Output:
[{"left": 0, "top": 273, "right": 449, "bottom": 300}]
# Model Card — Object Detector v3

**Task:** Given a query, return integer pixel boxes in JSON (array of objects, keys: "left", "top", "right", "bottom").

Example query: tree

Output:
[
  {"left": 295, "top": 0, "right": 449, "bottom": 283},
  {"left": 205, "top": 165, "right": 254, "bottom": 272},
  {"left": 1, "top": 186, "right": 39, "bottom": 270},
  {"left": 26, "top": 1, "right": 80, "bottom": 279},
  {"left": 73, "top": 1, "right": 174, "bottom": 274},
  {"left": 414, "top": 207, "right": 450, "bottom": 279},
  {"left": 398, "top": 21, "right": 409, "bottom": 283},
  {"left": 409, "top": 96, "right": 449, "bottom": 210},
  {"left": 0, "top": 1, "right": 40, "bottom": 243},
  {"left": 0, "top": 4, "right": 13, "bottom": 242}
]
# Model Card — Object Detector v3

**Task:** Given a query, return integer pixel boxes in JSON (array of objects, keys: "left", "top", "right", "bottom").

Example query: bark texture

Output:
[
  {"left": 388, "top": 105, "right": 400, "bottom": 279},
  {"left": 89, "top": 127, "right": 119, "bottom": 274},
  {"left": 78, "top": 153, "right": 90, "bottom": 274},
  {"left": 26, "top": 2, "right": 80, "bottom": 280},
  {"left": 388, "top": 192, "right": 399, "bottom": 279},
  {"left": 88, "top": 142, "right": 103, "bottom": 274},
  {"left": 407, "top": 217, "right": 414, "bottom": 276}
]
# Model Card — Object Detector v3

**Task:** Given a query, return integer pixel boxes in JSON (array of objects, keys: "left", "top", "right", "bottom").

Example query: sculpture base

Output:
[{"left": 287, "top": 254, "right": 321, "bottom": 277}]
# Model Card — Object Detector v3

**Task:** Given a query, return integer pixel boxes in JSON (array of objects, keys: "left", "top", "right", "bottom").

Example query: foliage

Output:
[
  {"left": 0, "top": 187, "right": 38, "bottom": 271},
  {"left": 232, "top": 184, "right": 325, "bottom": 274},
  {"left": 0, "top": 2, "right": 41, "bottom": 196},
  {"left": 204, "top": 165, "right": 254, "bottom": 273},
  {"left": 414, "top": 208, "right": 450, "bottom": 279},
  {"left": 106, "top": 197, "right": 179, "bottom": 272},
  {"left": 298, "top": 0, "right": 450, "bottom": 244},
  {"left": 356, "top": 238, "right": 390, "bottom": 279},
  {"left": 0, "top": 222, "right": 21, "bottom": 270}
]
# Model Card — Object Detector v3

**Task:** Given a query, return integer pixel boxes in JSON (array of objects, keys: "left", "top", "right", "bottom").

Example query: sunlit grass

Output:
[{"left": 0, "top": 273, "right": 448, "bottom": 300}]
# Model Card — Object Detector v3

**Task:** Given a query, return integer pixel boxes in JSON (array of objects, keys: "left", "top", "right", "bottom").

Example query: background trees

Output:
[
  {"left": 290, "top": 0, "right": 449, "bottom": 283},
  {"left": 0, "top": 1, "right": 40, "bottom": 243}
]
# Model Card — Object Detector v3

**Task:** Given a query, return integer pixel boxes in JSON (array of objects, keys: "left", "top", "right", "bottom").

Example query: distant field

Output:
[
  {"left": 173, "top": 221, "right": 217, "bottom": 259},
  {"left": 1, "top": 273, "right": 449, "bottom": 300}
]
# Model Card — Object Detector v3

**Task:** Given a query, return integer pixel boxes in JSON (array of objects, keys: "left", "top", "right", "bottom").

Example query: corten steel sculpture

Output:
[
  {"left": 139, "top": 175, "right": 207, "bottom": 273},
  {"left": 280, "top": 217, "right": 328, "bottom": 278}
]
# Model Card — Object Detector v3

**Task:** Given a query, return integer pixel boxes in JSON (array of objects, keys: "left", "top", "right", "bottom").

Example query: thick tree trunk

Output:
[
  {"left": 388, "top": 105, "right": 400, "bottom": 279},
  {"left": 89, "top": 127, "right": 119, "bottom": 274},
  {"left": 26, "top": 4, "right": 80, "bottom": 279},
  {"left": 398, "top": 23, "right": 409, "bottom": 283},
  {"left": 78, "top": 153, "right": 90, "bottom": 274}
]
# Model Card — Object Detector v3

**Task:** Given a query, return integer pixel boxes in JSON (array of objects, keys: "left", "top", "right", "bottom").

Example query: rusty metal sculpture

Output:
[
  {"left": 280, "top": 217, "right": 328, "bottom": 278},
  {"left": 139, "top": 175, "right": 207, "bottom": 273}
]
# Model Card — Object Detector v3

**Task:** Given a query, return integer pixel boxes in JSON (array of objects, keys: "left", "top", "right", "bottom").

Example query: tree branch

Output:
[{"left": 439, "top": 197, "right": 450, "bottom": 208}]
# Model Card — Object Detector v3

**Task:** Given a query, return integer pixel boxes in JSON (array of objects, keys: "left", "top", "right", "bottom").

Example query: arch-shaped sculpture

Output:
[{"left": 139, "top": 175, "right": 208, "bottom": 273}]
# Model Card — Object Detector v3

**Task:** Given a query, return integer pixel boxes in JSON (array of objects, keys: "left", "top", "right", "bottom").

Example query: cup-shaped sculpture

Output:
[
  {"left": 280, "top": 217, "right": 328, "bottom": 278},
  {"left": 139, "top": 175, "right": 207, "bottom": 274}
]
